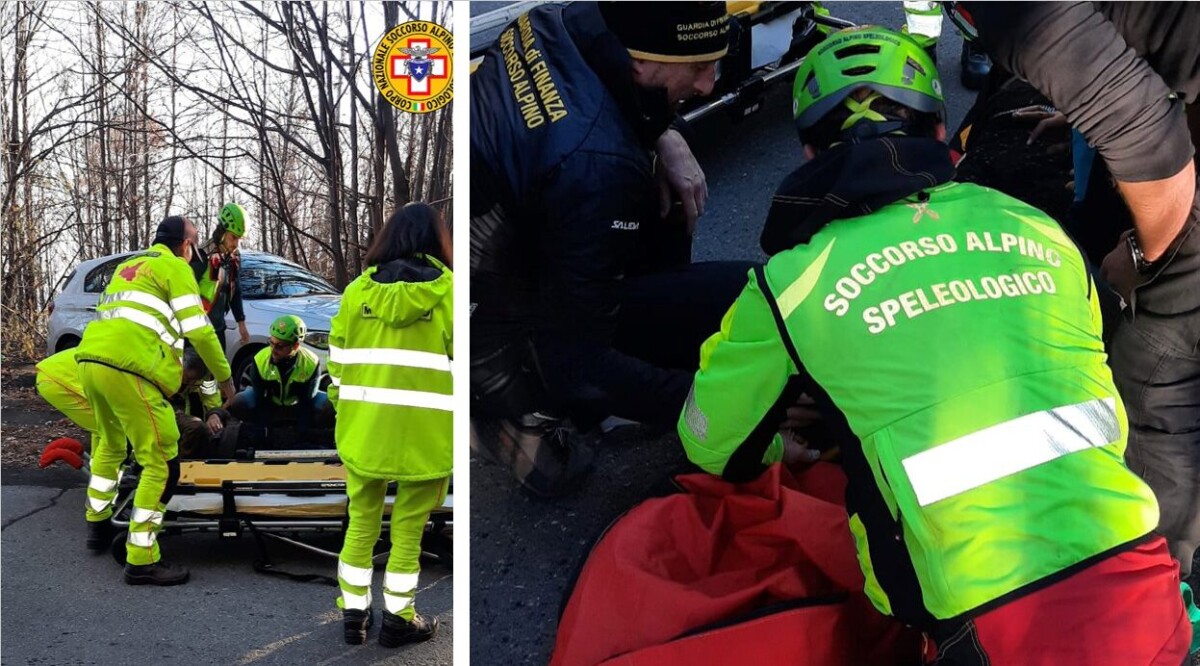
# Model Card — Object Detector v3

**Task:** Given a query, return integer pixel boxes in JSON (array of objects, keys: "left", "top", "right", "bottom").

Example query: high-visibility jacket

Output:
[
  {"left": 329, "top": 255, "right": 452, "bottom": 481},
  {"left": 249, "top": 346, "right": 319, "bottom": 407},
  {"left": 679, "top": 181, "right": 1159, "bottom": 623},
  {"left": 75, "top": 243, "right": 232, "bottom": 396},
  {"left": 38, "top": 347, "right": 220, "bottom": 423}
]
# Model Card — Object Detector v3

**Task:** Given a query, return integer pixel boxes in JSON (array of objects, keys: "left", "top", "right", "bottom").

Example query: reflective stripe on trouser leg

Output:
[
  {"left": 384, "top": 477, "right": 449, "bottom": 619},
  {"left": 79, "top": 363, "right": 179, "bottom": 565},
  {"left": 338, "top": 470, "right": 388, "bottom": 612},
  {"left": 78, "top": 363, "right": 132, "bottom": 525},
  {"left": 85, "top": 473, "right": 119, "bottom": 521}
]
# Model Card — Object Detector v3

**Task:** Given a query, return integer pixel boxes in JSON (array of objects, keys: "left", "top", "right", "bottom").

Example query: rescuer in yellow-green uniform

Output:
[
  {"left": 75, "top": 215, "right": 235, "bottom": 586},
  {"left": 37, "top": 346, "right": 223, "bottom": 468},
  {"left": 329, "top": 203, "right": 452, "bottom": 648}
]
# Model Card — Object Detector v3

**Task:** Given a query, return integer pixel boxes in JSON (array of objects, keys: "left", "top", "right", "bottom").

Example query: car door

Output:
[{"left": 48, "top": 255, "right": 131, "bottom": 351}]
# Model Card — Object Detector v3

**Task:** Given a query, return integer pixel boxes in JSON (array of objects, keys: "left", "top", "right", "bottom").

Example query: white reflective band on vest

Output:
[
  {"left": 170, "top": 294, "right": 203, "bottom": 313},
  {"left": 337, "top": 385, "right": 453, "bottom": 412},
  {"left": 341, "top": 590, "right": 371, "bottom": 610},
  {"left": 88, "top": 474, "right": 118, "bottom": 493},
  {"left": 384, "top": 571, "right": 419, "bottom": 593},
  {"left": 902, "top": 397, "right": 1119, "bottom": 507},
  {"left": 903, "top": 0, "right": 943, "bottom": 38},
  {"left": 383, "top": 591, "right": 414, "bottom": 614},
  {"left": 338, "top": 560, "right": 373, "bottom": 587},
  {"left": 99, "top": 307, "right": 183, "bottom": 350},
  {"left": 87, "top": 496, "right": 114, "bottom": 512},
  {"left": 329, "top": 375, "right": 341, "bottom": 386},
  {"left": 131, "top": 506, "right": 164, "bottom": 526},
  {"left": 178, "top": 314, "right": 210, "bottom": 334},
  {"left": 128, "top": 530, "right": 158, "bottom": 548},
  {"left": 106, "top": 290, "right": 177, "bottom": 327},
  {"left": 200, "top": 380, "right": 218, "bottom": 395},
  {"left": 329, "top": 346, "right": 451, "bottom": 372}
]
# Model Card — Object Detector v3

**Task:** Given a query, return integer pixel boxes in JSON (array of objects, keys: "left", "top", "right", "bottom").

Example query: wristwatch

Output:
[{"left": 1127, "top": 234, "right": 1157, "bottom": 274}]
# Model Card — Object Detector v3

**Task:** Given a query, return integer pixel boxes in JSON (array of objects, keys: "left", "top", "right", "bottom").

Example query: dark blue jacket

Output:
[{"left": 470, "top": 2, "right": 678, "bottom": 415}]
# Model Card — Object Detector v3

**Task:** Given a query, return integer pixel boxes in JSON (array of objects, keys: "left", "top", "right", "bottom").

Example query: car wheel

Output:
[
  {"left": 232, "top": 346, "right": 264, "bottom": 391},
  {"left": 55, "top": 335, "right": 81, "bottom": 352}
]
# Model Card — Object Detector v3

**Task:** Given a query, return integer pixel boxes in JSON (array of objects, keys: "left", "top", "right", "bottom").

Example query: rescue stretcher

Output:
[{"left": 41, "top": 439, "right": 453, "bottom": 581}]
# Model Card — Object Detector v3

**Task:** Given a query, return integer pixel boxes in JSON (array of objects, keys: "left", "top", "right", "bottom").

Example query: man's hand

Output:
[
  {"left": 206, "top": 413, "right": 224, "bottom": 436},
  {"left": 237, "top": 320, "right": 250, "bottom": 344},
  {"left": 781, "top": 430, "right": 820, "bottom": 466},
  {"left": 218, "top": 377, "right": 237, "bottom": 402},
  {"left": 1100, "top": 230, "right": 1144, "bottom": 303},
  {"left": 655, "top": 128, "right": 707, "bottom": 234}
]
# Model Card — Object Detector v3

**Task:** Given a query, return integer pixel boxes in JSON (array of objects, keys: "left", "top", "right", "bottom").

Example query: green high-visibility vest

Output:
[
  {"left": 328, "top": 256, "right": 453, "bottom": 481},
  {"left": 75, "top": 243, "right": 231, "bottom": 396},
  {"left": 681, "top": 182, "right": 1158, "bottom": 620},
  {"left": 252, "top": 346, "right": 319, "bottom": 406}
]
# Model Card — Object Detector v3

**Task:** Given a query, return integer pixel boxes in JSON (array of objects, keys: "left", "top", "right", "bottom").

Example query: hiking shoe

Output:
[
  {"left": 343, "top": 608, "right": 374, "bottom": 645},
  {"left": 123, "top": 561, "right": 190, "bottom": 586},
  {"left": 960, "top": 39, "right": 991, "bottom": 90},
  {"left": 86, "top": 520, "right": 113, "bottom": 553},
  {"left": 472, "top": 415, "right": 595, "bottom": 499},
  {"left": 379, "top": 611, "right": 437, "bottom": 648}
]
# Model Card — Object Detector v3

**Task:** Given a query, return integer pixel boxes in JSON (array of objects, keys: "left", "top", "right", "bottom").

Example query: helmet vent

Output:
[
  {"left": 842, "top": 65, "right": 876, "bottom": 77},
  {"left": 834, "top": 43, "right": 881, "bottom": 59},
  {"left": 904, "top": 56, "right": 927, "bottom": 77},
  {"left": 805, "top": 72, "right": 821, "bottom": 98}
]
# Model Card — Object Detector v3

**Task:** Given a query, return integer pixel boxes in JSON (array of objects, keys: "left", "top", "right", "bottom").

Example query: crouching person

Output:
[
  {"left": 225, "top": 315, "right": 332, "bottom": 448},
  {"left": 679, "top": 28, "right": 1190, "bottom": 664},
  {"left": 74, "top": 215, "right": 235, "bottom": 586}
]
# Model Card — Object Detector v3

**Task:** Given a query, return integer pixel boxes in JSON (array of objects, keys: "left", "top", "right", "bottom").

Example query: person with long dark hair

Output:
[{"left": 328, "top": 202, "right": 452, "bottom": 647}]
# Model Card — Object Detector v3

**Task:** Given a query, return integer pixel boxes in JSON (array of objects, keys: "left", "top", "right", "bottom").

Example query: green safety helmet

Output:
[
  {"left": 792, "top": 26, "right": 944, "bottom": 138},
  {"left": 269, "top": 315, "right": 306, "bottom": 343},
  {"left": 218, "top": 203, "right": 247, "bottom": 238}
]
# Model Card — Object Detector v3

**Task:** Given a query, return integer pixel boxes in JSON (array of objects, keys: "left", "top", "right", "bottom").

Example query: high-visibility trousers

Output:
[
  {"left": 336, "top": 472, "right": 448, "bottom": 620},
  {"left": 78, "top": 362, "right": 179, "bottom": 566}
]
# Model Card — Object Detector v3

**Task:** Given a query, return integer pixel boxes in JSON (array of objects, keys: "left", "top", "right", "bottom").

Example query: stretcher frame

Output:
[{"left": 84, "top": 448, "right": 453, "bottom": 578}]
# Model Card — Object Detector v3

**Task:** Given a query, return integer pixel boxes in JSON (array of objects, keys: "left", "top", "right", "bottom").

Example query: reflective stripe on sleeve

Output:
[
  {"left": 336, "top": 385, "right": 452, "bottom": 412},
  {"left": 170, "top": 294, "right": 203, "bottom": 314},
  {"left": 329, "top": 346, "right": 451, "bottom": 372},
  {"left": 902, "top": 397, "right": 1120, "bottom": 506},
  {"left": 178, "top": 314, "right": 211, "bottom": 334}
]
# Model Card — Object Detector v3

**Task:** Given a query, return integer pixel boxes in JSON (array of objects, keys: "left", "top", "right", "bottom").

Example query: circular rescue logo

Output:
[{"left": 372, "top": 20, "right": 453, "bottom": 114}]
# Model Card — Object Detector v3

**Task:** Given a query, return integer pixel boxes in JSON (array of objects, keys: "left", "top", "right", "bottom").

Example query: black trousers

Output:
[
  {"left": 472, "top": 259, "right": 754, "bottom": 431},
  {"left": 535, "top": 260, "right": 755, "bottom": 429},
  {"left": 1110, "top": 189, "right": 1200, "bottom": 579}
]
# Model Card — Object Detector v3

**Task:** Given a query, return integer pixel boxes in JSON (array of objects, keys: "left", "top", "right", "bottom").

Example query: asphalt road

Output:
[
  {"left": 1, "top": 466, "right": 454, "bottom": 666},
  {"left": 468, "top": 3, "right": 978, "bottom": 665}
]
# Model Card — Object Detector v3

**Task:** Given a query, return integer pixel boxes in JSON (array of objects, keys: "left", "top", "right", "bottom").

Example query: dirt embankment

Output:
[{"left": 1, "top": 361, "right": 87, "bottom": 468}]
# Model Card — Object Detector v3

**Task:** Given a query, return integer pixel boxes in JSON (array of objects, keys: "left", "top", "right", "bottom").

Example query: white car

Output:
[{"left": 47, "top": 250, "right": 341, "bottom": 388}]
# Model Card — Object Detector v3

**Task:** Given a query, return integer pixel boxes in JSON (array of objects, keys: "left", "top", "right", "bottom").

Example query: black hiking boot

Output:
[
  {"left": 343, "top": 608, "right": 374, "bottom": 645},
  {"left": 378, "top": 611, "right": 438, "bottom": 648},
  {"left": 86, "top": 519, "right": 113, "bottom": 553},
  {"left": 471, "top": 414, "right": 595, "bottom": 499},
  {"left": 123, "top": 560, "right": 190, "bottom": 586}
]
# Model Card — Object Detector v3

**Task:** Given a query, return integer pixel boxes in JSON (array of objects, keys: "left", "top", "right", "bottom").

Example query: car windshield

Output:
[{"left": 239, "top": 256, "right": 339, "bottom": 299}]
